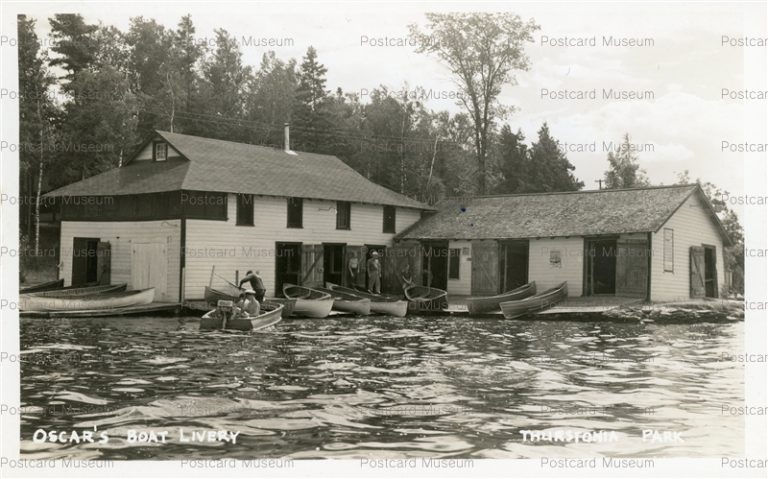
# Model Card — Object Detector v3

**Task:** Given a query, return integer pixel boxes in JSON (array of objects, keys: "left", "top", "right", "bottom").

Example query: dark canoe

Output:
[
  {"left": 325, "top": 282, "right": 408, "bottom": 317},
  {"left": 24, "top": 283, "right": 127, "bottom": 298},
  {"left": 500, "top": 282, "right": 568, "bottom": 319},
  {"left": 20, "top": 288, "right": 155, "bottom": 312},
  {"left": 20, "top": 279, "right": 64, "bottom": 294},
  {"left": 200, "top": 301, "right": 284, "bottom": 332},
  {"left": 404, "top": 285, "right": 448, "bottom": 312},
  {"left": 309, "top": 285, "right": 371, "bottom": 315},
  {"left": 466, "top": 281, "right": 537, "bottom": 314}
]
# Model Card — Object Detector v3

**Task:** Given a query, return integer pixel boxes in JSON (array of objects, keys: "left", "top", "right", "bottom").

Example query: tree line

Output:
[{"left": 17, "top": 13, "right": 742, "bottom": 293}]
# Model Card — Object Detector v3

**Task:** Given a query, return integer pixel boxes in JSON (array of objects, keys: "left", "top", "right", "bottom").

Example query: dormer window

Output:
[{"left": 153, "top": 141, "right": 168, "bottom": 161}]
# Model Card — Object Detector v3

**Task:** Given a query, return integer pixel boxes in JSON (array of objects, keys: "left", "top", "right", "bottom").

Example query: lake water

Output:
[{"left": 19, "top": 316, "right": 743, "bottom": 460}]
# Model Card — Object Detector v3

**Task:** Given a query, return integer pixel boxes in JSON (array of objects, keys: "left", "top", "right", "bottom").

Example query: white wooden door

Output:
[{"left": 131, "top": 242, "right": 168, "bottom": 301}]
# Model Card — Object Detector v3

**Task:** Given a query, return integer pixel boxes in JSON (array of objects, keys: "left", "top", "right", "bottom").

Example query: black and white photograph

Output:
[{"left": 0, "top": 1, "right": 766, "bottom": 477}]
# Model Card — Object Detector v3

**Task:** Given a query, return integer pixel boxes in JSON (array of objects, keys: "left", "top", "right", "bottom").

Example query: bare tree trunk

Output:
[
  {"left": 167, "top": 71, "right": 176, "bottom": 133},
  {"left": 34, "top": 100, "right": 44, "bottom": 256}
]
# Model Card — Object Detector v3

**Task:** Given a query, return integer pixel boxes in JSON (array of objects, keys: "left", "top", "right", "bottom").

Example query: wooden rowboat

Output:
[
  {"left": 282, "top": 284, "right": 334, "bottom": 318},
  {"left": 309, "top": 286, "right": 371, "bottom": 315},
  {"left": 204, "top": 285, "right": 240, "bottom": 306},
  {"left": 24, "top": 283, "right": 127, "bottom": 298},
  {"left": 20, "top": 288, "right": 155, "bottom": 312},
  {"left": 500, "top": 282, "right": 568, "bottom": 319},
  {"left": 265, "top": 297, "right": 296, "bottom": 318},
  {"left": 325, "top": 282, "right": 408, "bottom": 317},
  {"left": 200, "top": 301, "right": 283, "bottom": 332},
  {"left": 466, "top": 282, "right": 537, "bottom": 314},
  {"left": 20, "top": 279, "right": 64, "bottom": 294},
  {"left": 404, "top": 285, "right": 448, "bottom": 312}
]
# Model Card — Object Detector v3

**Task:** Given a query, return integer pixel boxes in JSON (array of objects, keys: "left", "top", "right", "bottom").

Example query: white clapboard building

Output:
[{"left": 44, "top": 130, "right": 431, "bottom": 301}]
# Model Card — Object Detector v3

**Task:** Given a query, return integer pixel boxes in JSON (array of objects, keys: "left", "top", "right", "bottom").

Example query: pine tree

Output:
[
  {"left": 603, "top": 133, "right": 650, "bottom": 189},
  {"left": 527, "top": 123, "right": 583, "bottom": 192},
  {"left": 291, "top": 46, "right": 331, "bottom": 152}
]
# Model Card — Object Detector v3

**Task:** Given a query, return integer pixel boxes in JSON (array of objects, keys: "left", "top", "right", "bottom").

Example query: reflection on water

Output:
[{"left": 19, "top": 316, "right": 743, "bottom": 459}]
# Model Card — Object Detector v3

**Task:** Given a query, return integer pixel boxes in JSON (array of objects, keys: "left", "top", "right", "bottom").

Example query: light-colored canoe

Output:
[
  {"left": 24, "top": 283, "right": 127, "bottom": 298},
  {"left": 500, "top": 282, "right": 568, "bottom": 319},
  {"left": 20, "top": 288, "right": 155, "bottom": 312},
  {"left": 200, "top": 301, "right": 283, "bottom": 332},
  {"left": 309, "top": 285, "right": 371, "bottom": 315},
  {"left": 20, "top": 279, "right": 64, "bottom": 293},
  {"left": 466, "top": 282, "right": 537, "bottom": 314},
  {"left": 325, "top": 282, "right": 408, "bottom": 317},
  {"left": 282, "top": 284, "right": 334, "bottom": 319},
  {"left": 404, "top": 285, "right": 448, "bottom": 312}
]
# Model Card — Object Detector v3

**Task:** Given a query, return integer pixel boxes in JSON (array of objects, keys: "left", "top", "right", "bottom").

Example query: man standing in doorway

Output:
[
  {"left": 367, "top": 251, "right": 381, "bottom": 294},
  {"left": 347, "top": 251, "right": 359, "bottom": 287}
]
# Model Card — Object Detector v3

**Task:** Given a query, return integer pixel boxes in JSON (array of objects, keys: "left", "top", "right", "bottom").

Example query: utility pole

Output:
[{"left": 595, "top": 179, "right": 603, "bottom": 190}]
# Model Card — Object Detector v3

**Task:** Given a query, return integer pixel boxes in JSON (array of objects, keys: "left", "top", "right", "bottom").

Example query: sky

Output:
[{"left": 15, "top": 1, "right": 768, "bottom": 203}]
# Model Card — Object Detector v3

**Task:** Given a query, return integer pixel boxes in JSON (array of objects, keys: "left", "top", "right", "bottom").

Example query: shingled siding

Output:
[
  {"left": 650, "top": 193, "right": 725, "bottom": 301},
  {"left": 59, "top": 220, "right": 181, "bottom": 301},
  {"left": 528, "top": 237, "right": 584, "bottom": 296},
  {"left": 183, "top": 195, "right": 422, "bottom": 299}
]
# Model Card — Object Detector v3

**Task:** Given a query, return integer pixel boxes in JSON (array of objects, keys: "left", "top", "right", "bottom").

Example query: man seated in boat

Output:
[
  {"left": 239, "top": 270, "right": 266, "bottom": 302},
  {"left": 235, "top": 288, "right": 260, "bottom": 317}
]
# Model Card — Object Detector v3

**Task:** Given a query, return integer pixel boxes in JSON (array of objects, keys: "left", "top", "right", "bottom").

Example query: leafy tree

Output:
[
  {"left": 18, "top": 15, "right": 56, "bottom": 252},
  {"left": 409, "top": 12, "right": 539, "bottom": 194},
  {"left": 604, "top": 133, "right": 650, "bottom": 189}
]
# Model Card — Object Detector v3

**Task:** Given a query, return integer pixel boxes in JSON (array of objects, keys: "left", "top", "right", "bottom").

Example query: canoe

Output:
[
  {"left": 282, "top": 284, "right": 334, "bottom": 318},
  {"left": 325, "top": 282, "right": 408, "bottom": 317},
  {"left": 310, "top": 286, "right": 371, "bottom": 315},
  {"left": 23, "top": 283, "right": 127, "bottom": 298},
  {"left": 500, "top": 282, "right": 568, "bottom": 319},
  {"left": 20, "top": 288, "right": 155, "bottom": 312},
  {"left": 404, "top": 285, "right": 448, "bottom": 312},
  {"left": 466, "top": 282, "right": 537, "bottom": 314},
  {"left": 265, "top": 297, "right": 296, "bottom": 318},
  {"left": 200, "top": 301, "right": 283, "bottom": 332},
  {"left": 20, "top": 279, "right": 64, "bottom": 293}
]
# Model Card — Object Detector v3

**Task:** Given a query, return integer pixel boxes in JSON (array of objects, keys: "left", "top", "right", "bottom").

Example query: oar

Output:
[{"left": 215, "top": 273, "right": 242, "bottom": 291}]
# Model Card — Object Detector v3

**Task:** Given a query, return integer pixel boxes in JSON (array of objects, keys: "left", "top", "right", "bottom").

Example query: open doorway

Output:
[
  {"left": 499, "top": 240, "right": 529, "bottom": 292},
  {"left": 275, "top": 242, "right": 302, "bottom": 295},
  {"left": 323, "top": 243, "right": 345, "bottom": 286},
  {"left": 703, "top": 245, "right": 718, "bottom": 298},
  {"left": 422, "top": 241, "right": 448, "bottom": 290},
  {"left": 72, "top": 237, "right": 99, "bottom": 286},
  {"left": 585, "top": 238, "right": 617, "bottom": 295}
]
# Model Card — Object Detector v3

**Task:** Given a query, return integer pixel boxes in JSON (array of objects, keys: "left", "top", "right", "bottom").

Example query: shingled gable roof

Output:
[
  {"left": 397, "top": 184, "right": 731, "bottom": 245},
  {"left": 45, "top": 130, "right": 430, "bottom": 210}
]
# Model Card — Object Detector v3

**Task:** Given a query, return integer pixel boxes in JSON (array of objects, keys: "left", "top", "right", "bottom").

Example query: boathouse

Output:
[
  {"left": 44, "top": 130, "right": 431, "bottom": 301},
  {"left": 394, "top": 185, "right": 731, "bottom": 302}
]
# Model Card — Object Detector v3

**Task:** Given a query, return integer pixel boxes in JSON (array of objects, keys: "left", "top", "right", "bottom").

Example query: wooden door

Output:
[
  {"left": 131, "top": 242, "right": 168, "bottom": 301},
  {"left": 615, "top": 240, "right": 648, "bottom": 297},
  {"left": 690, "top": 246, "right": 706, "bottom": 298},
  {"left": 301, "top": 244, "right": 324, "bottom": 286},
  {"left": 275, "top": 242, "right": 302, "bottom": 294},
  {"left": 471, "top": 240, "right": 499, "bottom": 295},
  {"left": 323, "top": 244, "right": 345, "bottom": 286},
  {"left": 72, "top": 237, "right": 99, "bottom": 286}
]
